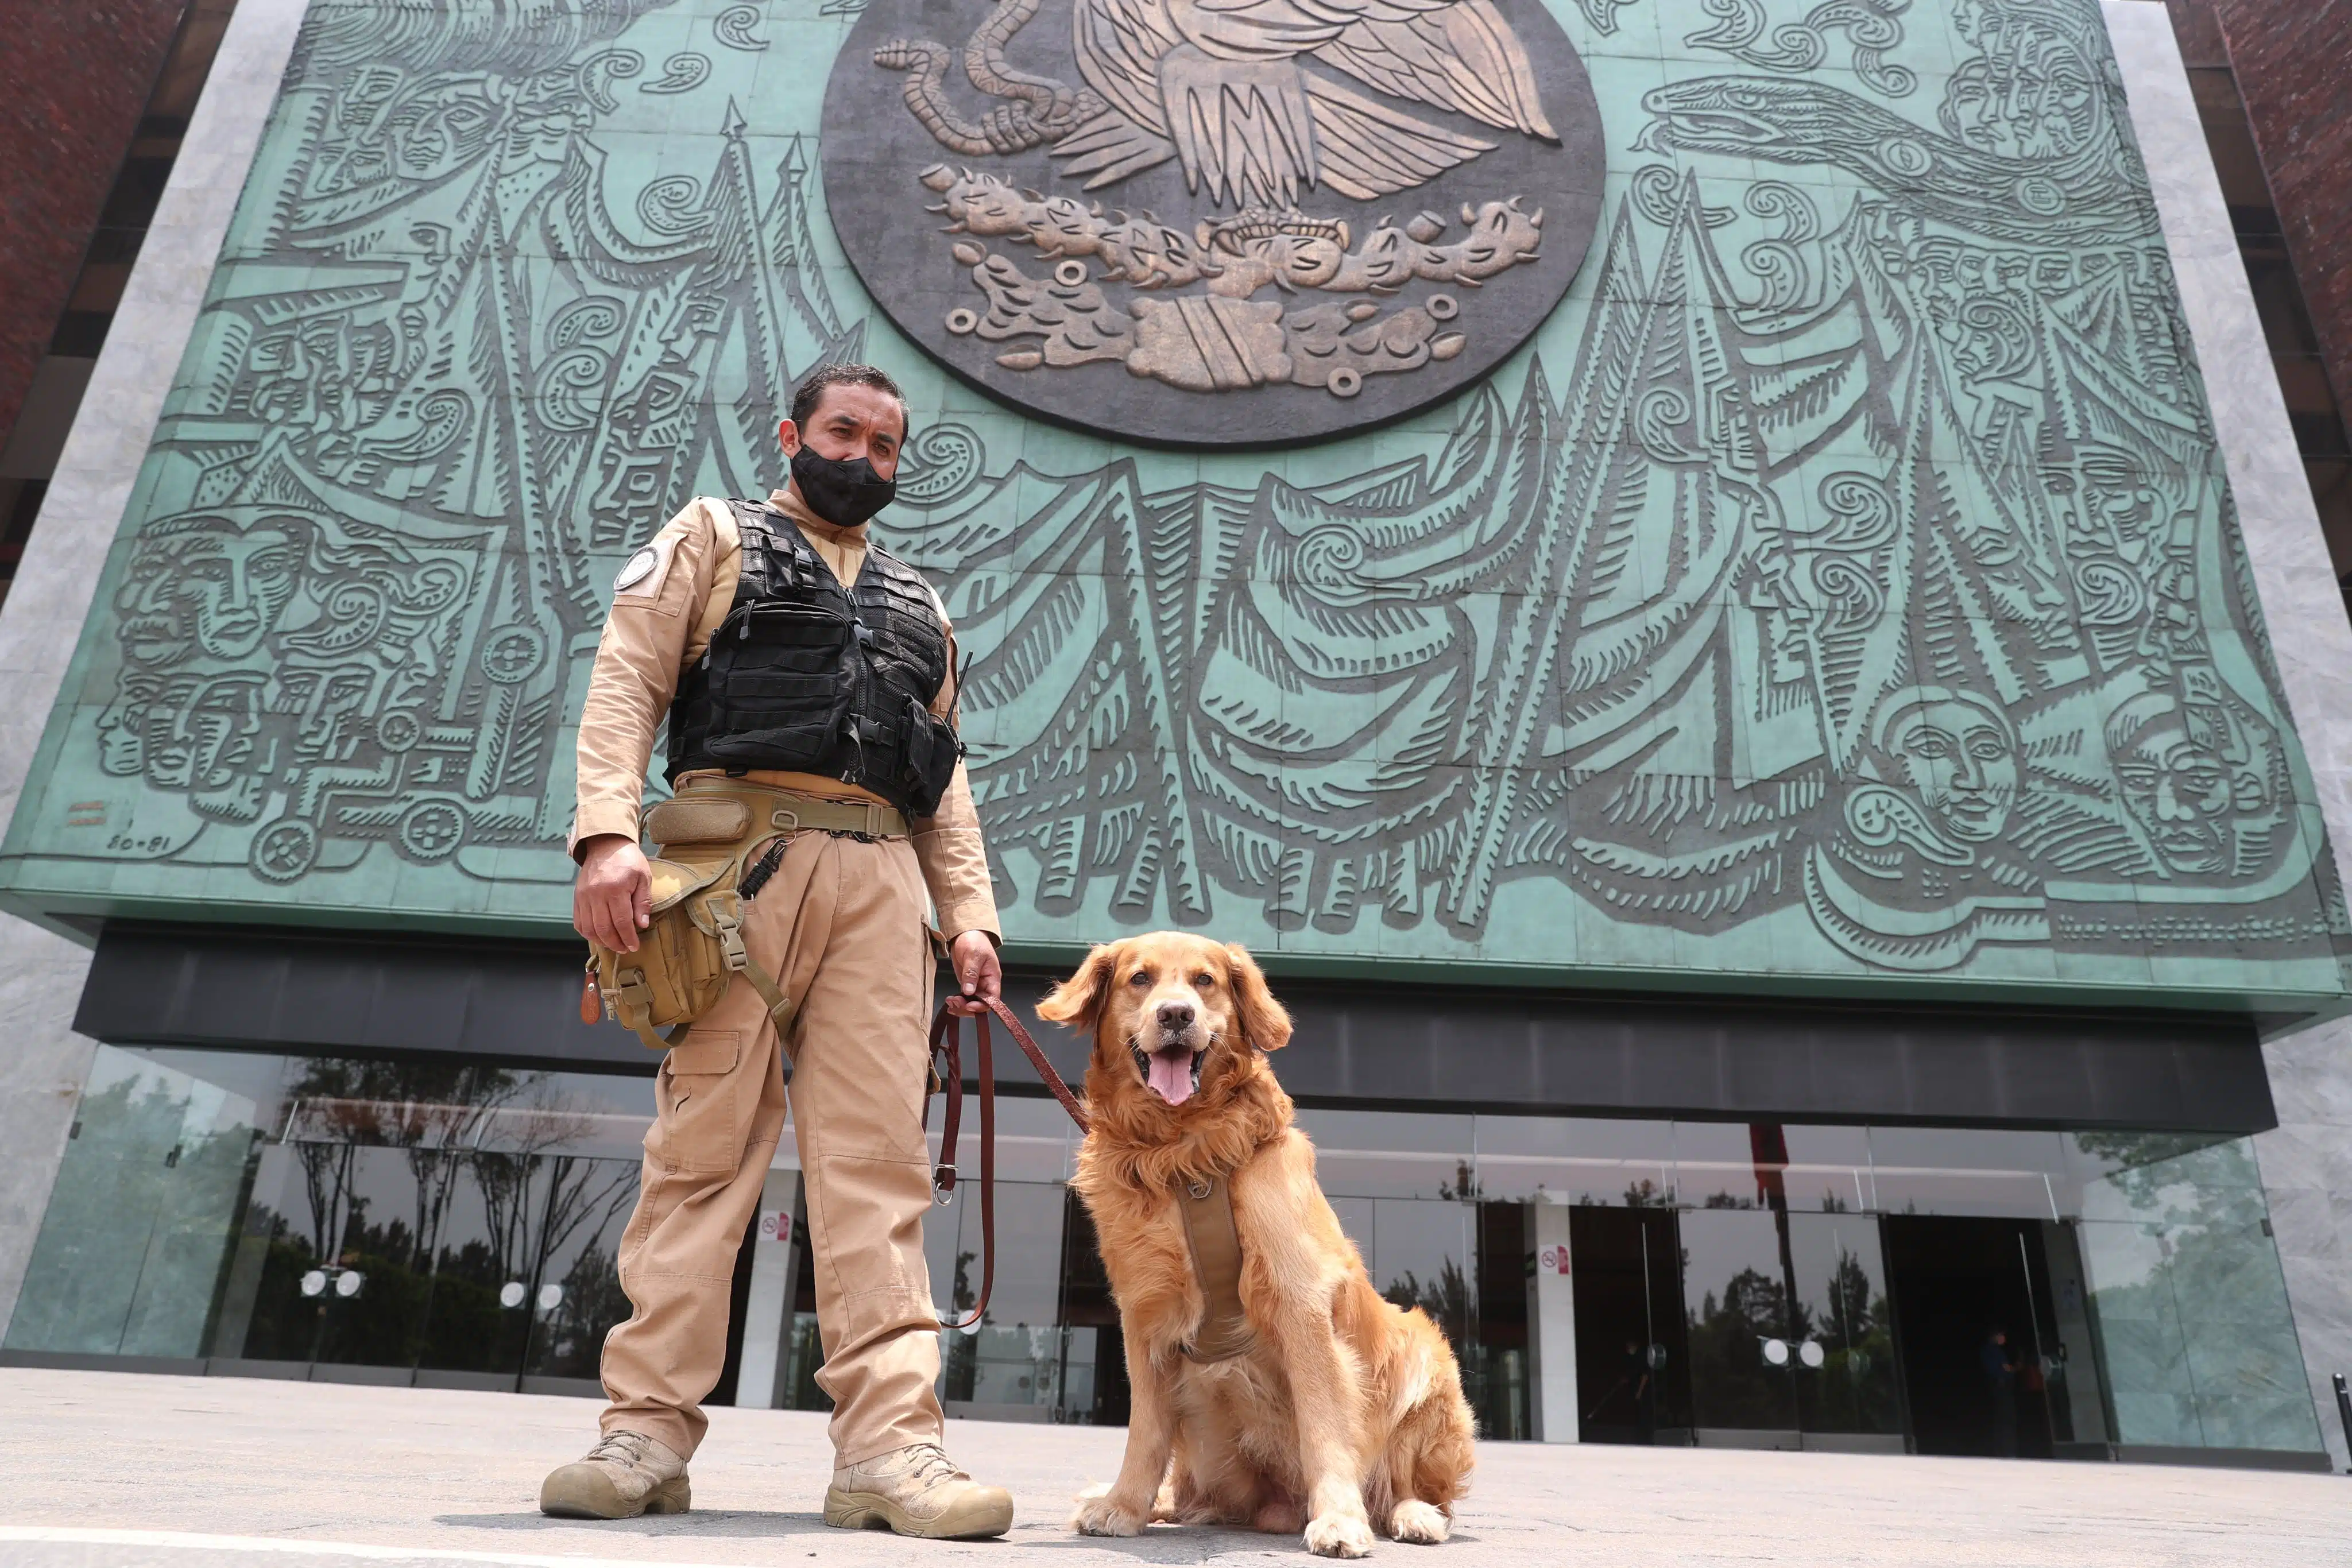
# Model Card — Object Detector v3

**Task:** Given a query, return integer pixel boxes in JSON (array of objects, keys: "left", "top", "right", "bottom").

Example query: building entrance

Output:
[
  {"left": 1882, "top": 1217, "right": 2079, "bottom": 1459},
  {"left": 1568, "top": 1207, "right": 1690, "bottom": 1445},
  {"left": 1667, "top": 1207, "right": 1904, "bottom": 1451}
]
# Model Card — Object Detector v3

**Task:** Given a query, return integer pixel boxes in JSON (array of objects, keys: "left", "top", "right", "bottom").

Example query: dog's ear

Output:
[
  {"left": 1224, "top": 943, "right": 1292, "bottom": 1053},
  {"left": 1038, "top": 942, "right": 1121, "bottom": 1036}
]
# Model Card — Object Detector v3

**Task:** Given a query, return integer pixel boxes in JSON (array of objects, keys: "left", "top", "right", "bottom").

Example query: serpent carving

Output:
[
  {"left": 875, "top": 0, "right": 1105, "bottom": 156},
  {"left": 1635, "top": 75, "right": 2152, "bottom": 243}
]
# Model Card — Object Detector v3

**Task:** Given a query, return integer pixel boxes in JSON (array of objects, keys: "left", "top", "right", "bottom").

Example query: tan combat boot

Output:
[
  {"left": 822, "top": 1442, "right": 1014, "bottom": 1539},
  {"left": 539, "top": 1430, "right": 690, "bottom": 1519}
]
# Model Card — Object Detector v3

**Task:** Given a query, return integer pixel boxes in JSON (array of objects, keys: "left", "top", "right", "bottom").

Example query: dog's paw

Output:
[
  {"left": 1388, "top": 1501, "right": 1449, "bottom": 1543},
  {"left": 1305, "top": 1512, "right": 1376, "bottom": 1558},
  {"left": 1072, "top": 1488, "right": 1149, "bottom": 1537},
  {"left": 1152, "top": 1482, "right": 1181, "bottom": 1523}
]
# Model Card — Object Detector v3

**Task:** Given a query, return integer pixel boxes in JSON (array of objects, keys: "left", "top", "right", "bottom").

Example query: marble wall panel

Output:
[{"left": 2106, "top": 0, "right": 2352, "bottom": 1467}]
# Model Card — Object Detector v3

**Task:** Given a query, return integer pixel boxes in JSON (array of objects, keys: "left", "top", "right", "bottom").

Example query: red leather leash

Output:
[{"left": 928, "top": 996, "right": 1090, "bottom": 1331}]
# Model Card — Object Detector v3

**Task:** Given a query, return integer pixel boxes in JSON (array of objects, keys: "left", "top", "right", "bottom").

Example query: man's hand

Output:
[
  {"left": 945, "top": 930, "right": 1002, "bottom": 1016},
  {"left": 575, "top": 835, "right": 652, "bottom": 953}
]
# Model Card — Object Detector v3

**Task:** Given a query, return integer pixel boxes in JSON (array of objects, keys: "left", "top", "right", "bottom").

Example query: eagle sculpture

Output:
[{"left": 1055, "top": 0, "right": 1559, "bottom": 206}]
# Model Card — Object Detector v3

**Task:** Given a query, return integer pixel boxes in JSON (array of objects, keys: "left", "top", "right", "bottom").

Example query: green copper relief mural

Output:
[{"left": 3, "top": 0, "right": 2347, "bottom": 1006}]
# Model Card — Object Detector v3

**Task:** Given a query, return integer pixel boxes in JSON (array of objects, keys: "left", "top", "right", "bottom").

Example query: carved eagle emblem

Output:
[{"left": 1059, "top": 0, "right": 1560, "bottom": 205}]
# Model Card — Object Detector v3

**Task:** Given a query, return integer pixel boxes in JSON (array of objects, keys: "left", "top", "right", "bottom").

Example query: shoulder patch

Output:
[
  {"left": 613, "top": 533, "right": 679, "bottom": 601},
  {"left": 613, "top": 546, "right": 660, "bottom": 594}
]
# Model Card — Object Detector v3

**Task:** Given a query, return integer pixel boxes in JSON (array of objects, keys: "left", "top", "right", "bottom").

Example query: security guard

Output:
[{"left": 541, "top": 364, "right": 1013, "bottom": 1539}]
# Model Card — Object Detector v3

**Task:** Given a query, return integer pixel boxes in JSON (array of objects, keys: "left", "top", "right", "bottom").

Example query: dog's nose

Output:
[{"left": 1157, "top": 999, "right": 1194, "bottom": 1032}]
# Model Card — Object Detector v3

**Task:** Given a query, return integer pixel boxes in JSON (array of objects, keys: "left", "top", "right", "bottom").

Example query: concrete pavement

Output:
[{"left": 0, "top": 1369, "right": 2343, "bottom": 1566}]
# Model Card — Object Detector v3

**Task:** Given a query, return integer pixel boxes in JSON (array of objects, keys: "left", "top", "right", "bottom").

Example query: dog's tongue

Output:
[{"left": 1147, "top": 1048, "right": 1195, "bottom": 1106}]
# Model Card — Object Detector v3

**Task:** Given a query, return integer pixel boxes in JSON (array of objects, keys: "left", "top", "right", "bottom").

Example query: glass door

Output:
[
  {"left": 938, "top": 1179, "right": 1068, "bottom": 1414},
  {"left": 227, "top": 1139, "right": 446, "bottom": 1369},
  {"left": 1569, "top": 1204, "right": 1690, "bottom": 1443},
  {"left": 1678, "top": 1209, "right": 1799, "bottom": 1442},
  {"left": 520, "top": 1154, "right": 643, "bottom": 1386},
  {"left": 1785, "top": 1213, "right": 1901, "bottom": 1443},
  {"left": 416, "top": 1152, "right": 548, "bottom": 1381}
]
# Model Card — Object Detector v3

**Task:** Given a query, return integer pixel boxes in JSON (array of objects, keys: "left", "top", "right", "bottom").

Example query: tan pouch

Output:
[
  {"left": 644, "top": 796, "right": 750, "bottom": 847},
  {"left": 589, "top": 851, "right": 797, "bottom": 1054}
]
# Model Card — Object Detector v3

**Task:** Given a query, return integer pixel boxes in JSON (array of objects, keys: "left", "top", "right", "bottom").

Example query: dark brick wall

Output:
[
  {"left": 2198, "top": 0, "right": 2352, "bottom": 419},
  {"left": 0, "top": 0, "right": 187, "bottom": 448}
]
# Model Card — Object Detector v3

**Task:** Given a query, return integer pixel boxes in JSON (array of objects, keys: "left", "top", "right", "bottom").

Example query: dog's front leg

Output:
[
  {"left": 1272, "top": 1300, "right": 1374, "bottom": 1558},
  {"left": 1072, "top": 1321, "right": 1175, "bottom": 1537}
]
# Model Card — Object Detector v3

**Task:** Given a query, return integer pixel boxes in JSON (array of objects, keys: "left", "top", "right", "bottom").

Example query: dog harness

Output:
[
  {"left": 922, "top": 1001, "right": 1257, "bottom": 1361},
  {"left": 1177, "top": 1172, "right": 1258, "bottom": 1364}
]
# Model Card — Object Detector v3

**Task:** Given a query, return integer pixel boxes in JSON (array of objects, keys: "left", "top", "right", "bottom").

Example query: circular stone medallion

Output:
[{"left": 823, "top": 0, "right": 1606, "bottom": 448}]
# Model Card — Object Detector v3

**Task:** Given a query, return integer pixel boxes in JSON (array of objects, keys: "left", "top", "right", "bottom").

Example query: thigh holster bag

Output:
[
  {"left": 664, "top": 499, "right": 962, "bottom": 818},
  {"left": 583, "top": 787, "right": 913, "bottom": 1054},
  {"left": 586, "top": 792, "right": 791, "bottom": 1054}
]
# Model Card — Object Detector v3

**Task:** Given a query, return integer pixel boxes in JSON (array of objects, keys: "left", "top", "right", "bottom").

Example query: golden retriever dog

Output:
[{"left": 1037, "top": 933, "right": 1474, "bottom": 1558}]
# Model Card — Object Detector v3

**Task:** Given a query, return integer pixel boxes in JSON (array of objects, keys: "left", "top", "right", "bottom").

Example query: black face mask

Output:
[{"left": 790, "top": 444, "right": 896, "bottom": 528}]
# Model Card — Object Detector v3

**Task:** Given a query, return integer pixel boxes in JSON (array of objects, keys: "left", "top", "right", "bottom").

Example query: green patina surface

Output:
[{"left": 4, "top": 0, "right": 2346, "bottom": 1015}]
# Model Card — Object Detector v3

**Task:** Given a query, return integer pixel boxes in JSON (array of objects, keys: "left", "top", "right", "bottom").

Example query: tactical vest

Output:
[{"left": 666, "top": 500, "right": 962, "bottom": 818}]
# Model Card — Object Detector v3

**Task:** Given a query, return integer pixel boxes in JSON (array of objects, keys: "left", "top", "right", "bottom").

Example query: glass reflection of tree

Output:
[
  {"left": 250, "top": 1060, "right": 525, "bottom": 1364},
  {"left": 4, "top": 1065, "right": 257, "bottom": 1357},
  {"left": 1382, "top": 1258, "right": 1473, "bottom": 1354},
  {"left": 1384, "top": 1251, "right": 1491, "bottom": 1430},
  {"left": 239, "top": 1060, "right": 642, "bottom": 1372},
  {"left": 513, "top": 1153, "right": 640, "bottom": 1376},
  {"left": 425, "top": 1080, "right": 637, "bottom": 1373},
  {"left": 1804, "top": 1247, "right": 1898, "bottom": 1435},
  {"left": 529, "top": 1224, "right": 639, "bottom": 1379},
  {"left": 943, "top": 1247, "right": 980, "bottom": 1402},
  {"left": 2064, "top": 1132, "right": 2315, "bottom": 1451},
  {"left": 287, "top": 1060, "right": 527, "bottom": 1263},
  {"left": 1687, "top": 1265, "right": 1796, "bottom": 1430},
  {"left": 2070, "top": 1131, "right": 2254, "bottom": 1224}
]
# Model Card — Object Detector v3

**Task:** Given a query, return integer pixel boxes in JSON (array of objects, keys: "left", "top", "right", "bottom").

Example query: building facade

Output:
[{"left": 1, "top": 0, "right": 2349, "bottom": 1470}]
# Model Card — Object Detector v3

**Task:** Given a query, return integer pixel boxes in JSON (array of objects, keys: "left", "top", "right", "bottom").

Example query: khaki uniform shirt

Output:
[{"left": 570, "top": 487, "right": 1000, "bottom": 943}]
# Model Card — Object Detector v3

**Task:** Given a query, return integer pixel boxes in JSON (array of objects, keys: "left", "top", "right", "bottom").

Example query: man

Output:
[
  {"left": 1980, "top": 1326, "right": 2021, "bottom": 1458},
  {"left": 541, "top": 363, "right": 1014, "bottom": 1539}
]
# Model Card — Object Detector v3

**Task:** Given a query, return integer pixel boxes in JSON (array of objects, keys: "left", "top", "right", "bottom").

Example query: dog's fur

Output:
[{"left": 1039, "top": 933, "right": 1474, "bottom": 1558}]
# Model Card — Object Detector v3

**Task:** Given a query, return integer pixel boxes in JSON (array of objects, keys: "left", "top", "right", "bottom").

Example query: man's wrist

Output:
[{"left": 574, "top": 832, "right": 636, "bottom": 865}]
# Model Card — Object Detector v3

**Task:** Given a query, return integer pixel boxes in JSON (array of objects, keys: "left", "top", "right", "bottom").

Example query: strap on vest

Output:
[{"left": 1178, "top": 1172, "right": 1258, "bottom": 1364}]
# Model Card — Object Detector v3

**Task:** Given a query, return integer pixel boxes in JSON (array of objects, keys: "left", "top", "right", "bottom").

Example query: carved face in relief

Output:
[
  {"left": 171, "top": 521, "right": 304, "bottom": 661},
  {"left": 120, "top": 516, "right": 307, "bottom": 668},
  {"left": 94, "top": 673, "right": 167, "bottom": 777},
  {"left": 140, "top": 672, "right": 269, "bottom": 823},
  {"left": 376, "top": 79, "right": 505, "bottom": 183},
  {"left": 1944, "top": 0, "right": 2102, "bottom": 160},
  {"left": 1877, "top": 690, "right": 2020, "bottom": 846},
  {"left": 2105, "top": 693, "right": 2270, "bottom": 877},
  {"left": 2064, "top": 447, "right": 2169, "bottom": 556}
]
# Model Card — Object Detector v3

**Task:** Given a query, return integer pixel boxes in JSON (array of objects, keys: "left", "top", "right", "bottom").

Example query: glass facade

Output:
[
  {"left": 5, "top": 1047, "right": 649, "bottom": 1389},
  {"left": 2, "top": 1044, "right": 2324, "bottom": 1463}
]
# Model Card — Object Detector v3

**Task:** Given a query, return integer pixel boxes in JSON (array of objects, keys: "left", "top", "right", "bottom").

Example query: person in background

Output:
[{"left": 1980, "top": 1326, "right": 2021, "bottom": 1458}]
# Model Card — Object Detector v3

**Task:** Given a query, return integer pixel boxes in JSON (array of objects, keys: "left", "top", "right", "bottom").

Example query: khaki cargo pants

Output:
[{"left": 598, "top": 829, "right": 943, "bottom": 1465}]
